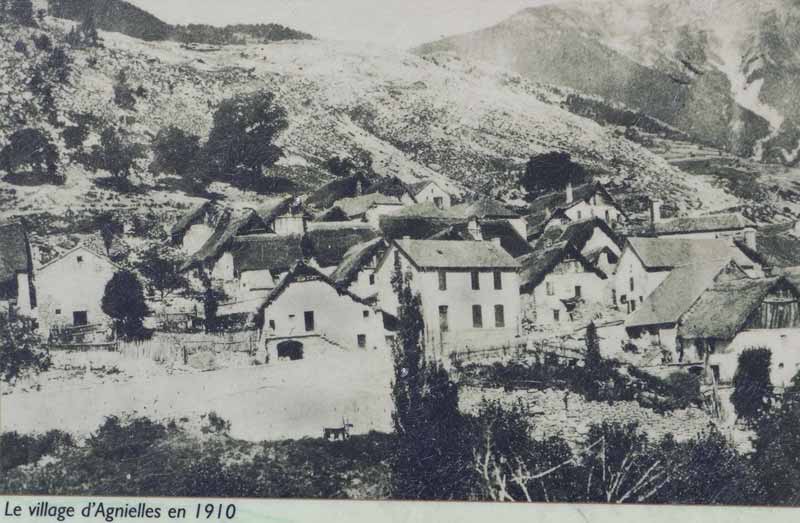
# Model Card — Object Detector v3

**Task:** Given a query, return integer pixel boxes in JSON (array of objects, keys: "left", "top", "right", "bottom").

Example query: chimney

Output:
[
  {"left": 650, "top": 199, "right": 663, "bottom": 225},
  {"left": 744, "top": 227, "right": 757, "bottom": 251},
  {"left": 356, "top": 179, "right": 364, "bottom": 196},
  {"left": 565, "top": 182, "right": 574, "bottom": 204},
  {"left": 467, "top": 216, "right": 482, "bottom": 241}
]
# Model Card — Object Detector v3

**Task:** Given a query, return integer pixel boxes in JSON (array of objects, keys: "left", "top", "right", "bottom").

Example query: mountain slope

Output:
[{"left": 415, "top": 0, "right": 800, "bottom": 166}]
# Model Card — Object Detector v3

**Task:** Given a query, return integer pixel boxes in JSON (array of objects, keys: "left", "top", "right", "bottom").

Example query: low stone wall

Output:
[{"left": 461, "top": 386, "right": 715, "bottom": 448}]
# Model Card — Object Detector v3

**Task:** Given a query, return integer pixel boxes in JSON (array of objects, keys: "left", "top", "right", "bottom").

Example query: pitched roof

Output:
[
  {"left": 305, "top": 223, "right": 379, "bottom": 267},
  {"left": 518, "top": 242, "right": 606, "bottom": 292},
  {"left": 534, "top": 217, "right": 623, "bottom": 252},
  {"left": 333, "top": 193, "right": 402, "bottom": 218},
  {"left": 752, "top": 222, "right": 800, "bottom": 268},
  {"left": 249, "top": 197, "right": 302, "bottom": 227},
  {"left": 314, "top": 206, "right": 351, "bottom": 222},
  {"left": 448, "top": 198, "right": 520, "bottom": 219},
  {"left": 379, "top": 214, "right": 461, "bottom": 240},
  {"left": 258, "top": 261, "right": 373, "bottom": 314},
  {"left": 407, "top": 180, "right": 437, "bottom": 196},
  {"left": 652, "top": 212, "right": 754, "bottom": 236},
  {"left": 428, "top": 220, "right": 533, "bottom": 258},
  {"left": 180, "top": 210, "right": 267, "bottom": 271},
  {"left": 305, "top": 174, "right": 370, "bottom": 209},
  {"left": 0, "top": 221, "right": 32, "bottom": 285},
  {"left": 364, "top": 176, "right": 415, "bottom": 200},
  {"left": 395, "top": 239, "right": 519, "bottom": 270},
  {"left": 330, "top": 238, "right": 387, "bottom": 287},
  {"left": 37, "top": 244, "right": 119, "bottom": 273},
  {"left": 525, "top": 183, "right": 624, "bottom": 239},
  {"left": 678, "top": 276, "right": 797, "bottom": 340},
  {"left": 625, "top": 237, "right": 755, "bottom": 271},
  {"left": 625, "top": 259, "right": 748, "bottom": 329},
  {"left": 229, "top": 234, "right": 304, "bottom": 274},
  {"left": 170, "top": 200, "right": 212, "bottom": 238}
]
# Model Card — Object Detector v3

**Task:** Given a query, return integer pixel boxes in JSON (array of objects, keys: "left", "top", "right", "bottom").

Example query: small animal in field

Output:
[{"left": 323, "top": 419, "right": 353, "bottom": 441}]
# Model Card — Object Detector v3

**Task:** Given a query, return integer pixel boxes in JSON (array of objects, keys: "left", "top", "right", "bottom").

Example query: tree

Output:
[
  {"left": 0, "top": 128, "right": 60, "bottom": 180},
  {"left": 389, "top": 261, "right": 472, "bottom": 500},
  {"left": 139, "top": 245, "right": 188, "bottom": 301},
  {"left": 33, "top": 33, "right": 52, "bottom": 52},
  {"left": 585, "top": 322, "right": 602, "bottom": 371},
  {"left": 753, "top": 391, "right": 800, "bottom": 504},
  {"left": 204, "top": 90, "right": 288, "bottom": 188},
  {"left": 94, "top": 127, "right": 145, "bottom": 179},
  {"left": 113, "top": 70, "right": 136, "bottom": 110},
  {"left": 0, "top": 315, "right": 50, "bottom": 382},
  {"left": 520, "top": 152, "right": 591, "bottom": 198},
  {"left": 151, "top": 126, "right": 201, "bottom": 176},
  {"left": 731, "top": 347, "right": 773, "bottom": 424},
  {"left": 101, "top": 270, "right": 150, "bottom": 340}
]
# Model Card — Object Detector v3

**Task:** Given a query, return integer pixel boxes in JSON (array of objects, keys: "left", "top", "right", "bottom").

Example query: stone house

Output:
[
  {"left": 36, "top": 245, "right": 119, "bottom": 334},
  {"left": 624, "top": 259, "right": 749, "bottom": 354},
  {"left": 258, "top": 261, "right": 387, "bottom": 360},
  {"left": 677, "top": 275, "right": 800, "bottom": 382},
  {"left": 518, "top": 241, "right": 609, "bottom": 329},
  {"left": 375, "top": 239, "right": 521, "bottom": 361},
  {"left": 614, "top": 237, "right": 762, "bottom": 315},
  {"left": 330, "top": 238, "right": 388, "bottom": 300},
  {"left": 407, "top": 180, "right": 452, "bottom": 209},
  {"left": 526, "top": 182, "right": 626, "bottom": 241},
  {"left": 0, "top": 221, "right": 36, "bottom": 317}
]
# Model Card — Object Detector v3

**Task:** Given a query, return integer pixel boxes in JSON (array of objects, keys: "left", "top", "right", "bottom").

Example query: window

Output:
[
  {"left": 55, "top": 308, "right": 62, "bottom": 315},
  {"left": 493, "top": 271, "right": 502, "bottom": 290},
  {"left": 605, "top": 210, "right": 610, "bottom": 222},
  {"left": 471, "top": 271, "right": 480, "bottom": 290},
  {"left": 546, "top": 281, "right": 555, "bottom": 296},
  {"left": 629, "top": 277, "right": 635, "bottom": 292},
  {"left": 433, "top": 196, "right": 444, "bottom": 209},
  {"left": 73, "top": 311, "right": 88, "bottom": 326},
  {"left": 612, "top": 289, "right": 617, "bottom": 305},
  {"left": 268, "top": 320, "right": 276, "bottom": 330},
  {"left": 629, "top": 300, "right": 637, "bottom": 313},
  {"left": 357, "top": 334, "right": 367, "bottom": 348},
  {"left": 438, "top": 270, "right": 447, "bottom": 291},
  {"left": 472, "top": 305, "right": 483, "bottom": 328},
  {"left": 304, "top": 311, "right": 315, "bottom": 332},
  {"left": 76, "top": 256, "right": 84, "bottom": 263},
  {"left": 494, "top": 305, "right": 505, "bottom": 328},
  {"left": 577, "top": 211, "right": 582, "bottom": 220},
  {"left": 439, "top": 305, "right": 449, "bottom": 333},
  {"left": 363, "top": 310, "right": 370, "bottom": 318},
  {"left": 553, "top": 309, "right": 560, "bottom": 322},
  {"left": 575, "top": 286, "right": 582, "bottom": 298},
  {"left": 369, "top": 274, "right": 376, "bottom": 285}
]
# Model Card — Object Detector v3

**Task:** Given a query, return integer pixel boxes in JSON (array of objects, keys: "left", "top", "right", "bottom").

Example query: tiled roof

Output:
[
  {"left": 230, "top": 234, "right": 304, "bottom": 274},
  {"left": 428, "top": 220, "right": 533, "bottom": 258},
  {"left": 534, "top": 217, "right": 623, "bottom": 252},
  {"left": 306, "top": 174, "right": 370, "bottom": 209},
  {"left": 753, "top": 222, "right": 800, "bottom": 268},
  {"left": 395, "top": 239, "right": 519, "bottom": 270},
  {"left": 180, "top": 210, "right": 267, "bottom": 271},
  {"left": 448, "top": 198, "right": 520, "bottom": 219},
  {"left": 330, "top": 238, "right": 386, "bottom": 287},
  {"left": 305, "top": 223, "right": 379, "bottom": 267},
  {"left": 626, "top": 237, "right": 755, "bottom": 270},
  {"left": 333, "top": 193, "right": 402, "bottom": 218},
  {"left": 518, "top": 242, "right": 605, "bottom": 292},
  {"left": 379, "top": 214, "right": 461, "bottom": 240},
  {"left": 652, "top": 213, "right": 754, "bottom": 236}
]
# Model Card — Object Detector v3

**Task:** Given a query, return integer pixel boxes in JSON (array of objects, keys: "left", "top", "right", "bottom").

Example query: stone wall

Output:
[{"left": 461, "top": 386, "right": 715, "bottom": 448}]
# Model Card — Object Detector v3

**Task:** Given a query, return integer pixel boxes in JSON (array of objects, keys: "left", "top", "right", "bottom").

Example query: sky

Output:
[{"left": 127, "top": 0, "right": 557, "bottom": 49}]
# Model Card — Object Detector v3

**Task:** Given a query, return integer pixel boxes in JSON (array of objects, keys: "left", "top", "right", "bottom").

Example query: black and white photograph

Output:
[{"left": 1, "top": 0, "right": 800, "bottom": 509}]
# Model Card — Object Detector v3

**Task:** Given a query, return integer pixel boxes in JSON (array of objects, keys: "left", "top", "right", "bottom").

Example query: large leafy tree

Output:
[
  {"left": 138, "top": 245, "right": 188, "bottom": 301},
  {"left": 520, "top": 151, "right": 591, "bottom": 198},
  {"left": 151, "top": 126, "right": 201, "bottom": 176},
  {"left": 204, "top": 90, "right": 288, "bottom": 188},
  {"left": 731, "top": 347, "right": 773, "bottom": 424},
  {"left": 94, "top": 127, "right": 145, "bottom": 179},
  {"left": 0, "top": 128, "right": 59, "bottom": 179},
  {"left": 101, "top": 270, "right": 149, "bottom": 340}
]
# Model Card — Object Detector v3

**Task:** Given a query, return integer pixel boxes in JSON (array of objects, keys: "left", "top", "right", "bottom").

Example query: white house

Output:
[
  {"left": 614, "top": 237, "right": 761, "bottom": 314},
  {"left": 375, "top": 239, "right": 521, "bottom": 361},
  {"left": 36, "top": 245, "right": 118, "bottom": 333},
  {"left": 518, "top": 241, "right": 610, "bottom": 329},
  {"left": 526, "top": 182, "right": 626, "bottom": 241},
  {"left": 259, "top": 261, "right": 387, "bottom": 361},
  {"left": 0, "top": 221, "right": 36, "bottom": 316},
  {"left": 408, "top": 180, "right": 452, "bottom": 209}
]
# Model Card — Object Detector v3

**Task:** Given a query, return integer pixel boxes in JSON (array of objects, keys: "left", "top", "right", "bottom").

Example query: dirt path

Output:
[{"left": 0, "top": 350, "right": 394, "bottom": 442}]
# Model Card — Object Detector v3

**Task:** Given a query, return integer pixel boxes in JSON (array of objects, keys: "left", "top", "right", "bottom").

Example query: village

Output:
[{"left": 3, "top": 167, "right": 800, "bottom": 447}]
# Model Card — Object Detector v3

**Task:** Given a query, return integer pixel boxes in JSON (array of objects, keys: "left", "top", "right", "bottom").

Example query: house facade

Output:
[
  {"left": 259, "top": 262, "right": 387, "bottom": 360},
  {"left": 0, "top": 221, "right": 36, "bottom": 316},
  {"left": 409, "top": 180, "right": 452, "bottom": 209},
  {"left": 36, "top": 246, "right": 118, "bottom": 333},
  {"left": 518, "top": 242, "right": 609, "bottom": 329},
  {"left": 330, "top": 238, "right": 388, "bottom": 300},
  {"left": 375, "top": 239, "right": 521, "bottom": 361}
]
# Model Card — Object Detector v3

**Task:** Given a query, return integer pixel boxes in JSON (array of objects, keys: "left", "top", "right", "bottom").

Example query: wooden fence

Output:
[{"left": 117, "top": 331, "right": 260, "bottom": 365}]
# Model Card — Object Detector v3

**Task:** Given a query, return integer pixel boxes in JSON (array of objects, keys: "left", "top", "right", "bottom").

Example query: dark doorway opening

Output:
[
  {"left": 277, "top": 340, "right": 304, "bottom": 360},
  {"left": 73, "top": 310, "right": 88, "bottom": 326}
]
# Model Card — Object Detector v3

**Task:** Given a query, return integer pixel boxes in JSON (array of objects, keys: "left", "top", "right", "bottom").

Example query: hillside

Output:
[
  {"left": 47, "top": 0, "right": 313, "bottom": 43},
  {"left": 415, "top": 0, "right": 800, "bottom": 167},
  {"left": 0, "top": 12, "right": 762, "bottom": 227}
]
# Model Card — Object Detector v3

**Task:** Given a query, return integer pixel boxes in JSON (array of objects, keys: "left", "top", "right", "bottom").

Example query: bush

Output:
[
  {"left": 0, "top": 316, "right": 50, "bottom": 382},
  {"left": 151, "top": 126, "right": 201, "bottom": 176},
  {"left": 202, "top": 412, "right": 231, "bottom": 434},
  {"left": 731, "top": 347, "right": 773, "bottom": 424},
  {"left": 87, "top": 416, "right": 167, "bottom": 460},
  {"left": 33, "top": 34, "right": 52, "bottom": 52},
  {"left": 0, "top": 128, "right": 60, "bottom": 181},
  {"left": 91, "top": 127, "right": 146, "bottom": 179},
  {"left": 520, "top": 152, "right": 591, "bottom": 198},
  {"left": 1, "top": 430, "right": 74, "bottom": 471},
  {"left": 101, "top": 270, "right": 150, "bottom": 340}
]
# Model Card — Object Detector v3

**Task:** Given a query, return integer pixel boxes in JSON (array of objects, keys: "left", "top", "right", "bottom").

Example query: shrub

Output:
[
  {"left": 87, "top": 416, "right": 167, "bottom": 459},
  {"left": 91, "top": 127, "right": 146, "bottom": 179},
  {"left": 101, "top": 270, "right": 150, "bottom": 340},
  {"left": 0, "top": 315, "right": 50, "bottom": 382},
  {"left": 33, "top": 33, "right": 52, "bottom": 52},
  {"left": 0, "top": 128, "right": 60, "bottom": 181},
  {"left": 151, "top": 126, "right": 201, "bottom": 176},
  {"left": 731, "top": 347, "right": 773, "bottom": 424},
  {"left": 202, "top": 412, "right": 231, "bottom": 434},
  {"left": 0, "top": 430, "right": 74, "bottom": 471}
]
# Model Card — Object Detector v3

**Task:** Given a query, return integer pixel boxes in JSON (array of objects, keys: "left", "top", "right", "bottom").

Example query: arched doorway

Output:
[{"left": 277, "top": 340, "right": 304, "bottom": 361}]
